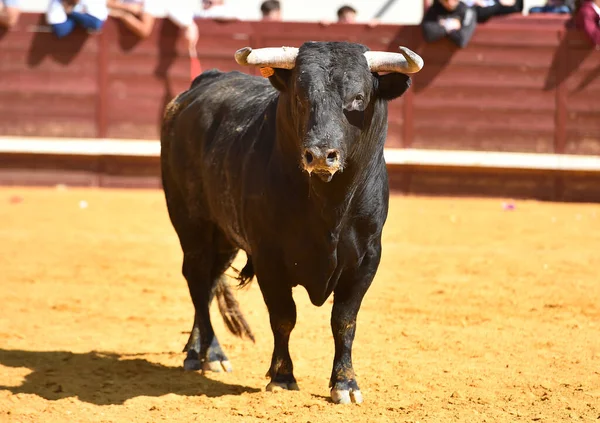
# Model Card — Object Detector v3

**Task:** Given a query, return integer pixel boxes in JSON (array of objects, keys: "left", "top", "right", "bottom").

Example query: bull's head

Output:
[{"left": 235, "top": 42, "right": 423, "bottom": 183}]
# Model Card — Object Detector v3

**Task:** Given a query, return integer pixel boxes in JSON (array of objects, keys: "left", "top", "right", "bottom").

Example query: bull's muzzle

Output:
[{"left": 302, "top": 147, "right": 341, "bottom": 182}]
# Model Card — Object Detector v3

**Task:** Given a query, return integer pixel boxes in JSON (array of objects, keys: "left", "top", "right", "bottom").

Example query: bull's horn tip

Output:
[
  {"left": 398, "top": 46, "right": 424, "bottom": 72},
  {"left": 234, "top": 47, "right": 253, "bottom": 65}
]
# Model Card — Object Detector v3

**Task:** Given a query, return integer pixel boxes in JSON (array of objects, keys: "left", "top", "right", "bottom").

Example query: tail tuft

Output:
[{"left": 214, "top": 276, "right": 255, "bottom": 343}]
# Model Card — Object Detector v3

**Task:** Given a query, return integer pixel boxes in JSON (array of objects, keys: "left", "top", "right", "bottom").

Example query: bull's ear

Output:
[
  {"left": 268, "top": 68, "right": 292, "bottom": 92},
  {"left": 375, "top": 73, "right": 411, "bottom": 101}
]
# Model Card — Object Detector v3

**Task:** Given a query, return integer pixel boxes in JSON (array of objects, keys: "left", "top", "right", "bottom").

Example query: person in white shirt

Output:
[
  {"left": 0, "top": 0, "right": 21, "bottom": 29},
  {"left": 106, "top": 0, "right": 198, "bottom": 56},
  {"left": 196, "top": 0, "right": 237, "bottom": 20},
  {"left": 46, "top": 0, "right": 108, "bottom": 38}
]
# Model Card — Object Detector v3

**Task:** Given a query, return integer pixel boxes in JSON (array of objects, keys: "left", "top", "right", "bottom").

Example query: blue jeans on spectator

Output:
[
  {"left": 528, "top": 5, "right": 571, "bottom": 14},
  {"left": 51, "top": 12, "right": 104, "bottom": 38}
]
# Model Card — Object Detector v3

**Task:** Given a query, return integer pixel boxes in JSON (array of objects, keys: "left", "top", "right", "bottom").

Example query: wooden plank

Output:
[
  {"left": 405, "top": 169, "right": 556, "bottom": 200},
  {"left": 554, "top": 29, "right": 568, "bottom": 155},
  {"left": 0, "top": 92, "right": 96, "bottom": 118},
  {"left": 413, "top": 107, "right": 555, "bottom": 133},
  {"left": 413, "top": 64, "right": 553, "bottom": 90},
  {"left": 0, "top": 71, "right": 97, "bottom": 94},
  {"left": 411, "top": 125, "right": 554, "bottom": 153},
  {"left": 97, "top": 29, "right": 108, "bottom": 138},
  {"left": 0, "top": 119, "right": 97, "bottom": 138},
  {"left": 470, "top": 27, "right": 562, "bottom": 47},
  {"left": 448, "top": 45, "right": 558, "bottom": 68},
  {"left": 413, "top": 86, "right": 556, "bottom": 112}
]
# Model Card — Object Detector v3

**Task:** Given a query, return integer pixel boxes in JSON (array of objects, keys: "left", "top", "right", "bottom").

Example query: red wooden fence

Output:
[
  {"left": 2, "top": 13, "right": 598, "bottom": 151},
  {"left": 0, "top": 13, "right": 599, "bottom": 200}
]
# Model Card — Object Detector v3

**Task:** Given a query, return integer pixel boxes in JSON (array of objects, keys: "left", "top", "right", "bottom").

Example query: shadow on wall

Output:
[
  {"left": 0, "top": 349, "right": 260, "bottom": 405},
  {"left": 26, "top": 15, "right": 90, "bottom": 66},
  {"left": 391, "top": 26, "right": 459, "bottom": 93},
  {"left": 543, "top": 21, "right": 598, "bottom": 92},
  {"left": 115, "top": 19, "right": 143, "bottom": 52},
  {"left": 154, "top": 19, "right": 183, "bottom": 134}
]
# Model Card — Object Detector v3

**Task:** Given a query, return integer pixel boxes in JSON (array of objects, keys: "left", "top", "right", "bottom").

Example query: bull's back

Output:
[{"left": 160, "top": 69, "right": 278, "bottom": 241}]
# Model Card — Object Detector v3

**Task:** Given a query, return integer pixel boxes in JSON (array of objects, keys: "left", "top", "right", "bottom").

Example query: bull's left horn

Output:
[
  {"left": 234, "top": 46, "right": 299, "bottom": 70},
  {"left": 363, "top": 46, "right": 424, "bottom": 74}
]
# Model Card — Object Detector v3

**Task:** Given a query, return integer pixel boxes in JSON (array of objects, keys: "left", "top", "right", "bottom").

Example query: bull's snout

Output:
[{"left": 302, "top": 147, "right": 341, "bottom": 182}]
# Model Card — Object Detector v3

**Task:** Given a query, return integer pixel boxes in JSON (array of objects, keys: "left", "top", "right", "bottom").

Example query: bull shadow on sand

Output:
[{"left": 0, "top": 349, "right": 260, "bottom": 405}]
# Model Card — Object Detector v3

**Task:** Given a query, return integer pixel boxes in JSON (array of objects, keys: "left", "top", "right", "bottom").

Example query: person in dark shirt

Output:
[
  {"left": 529, "top": 0, "right": 572, "bottom": 14},
  {"left": 422, "top": 0, "right": 477, "bottom": 48},
  {"left": 462, "top": 0, "right": 523, "bottom": 22}
]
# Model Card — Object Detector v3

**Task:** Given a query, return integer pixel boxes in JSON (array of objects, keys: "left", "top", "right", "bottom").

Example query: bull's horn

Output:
[
  {"left": 234, "top": 46, "right": 299, "bottom": 70},
  {"left": 363, "top": 46, "right": 424, "bottom": 74}
]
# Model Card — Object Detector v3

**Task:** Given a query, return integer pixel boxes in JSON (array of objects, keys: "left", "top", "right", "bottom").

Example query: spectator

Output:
[
  {"left": 197, "top": 0, "right": 237, "bottom": 20},
  {"left": 422, "top": 0, "right": 477, "bottom": 48},
  {"left": 574, "top": 0, "right": 600, "bottom": 46},
  {"left": 461, "top": 0, "right": 523, "bottom": 22},
  {"left": 260, "top": 0, "right": 281, "bottom": 21},
  {"left": 106, "top": 0, "right": 198, "bottom": 55},
  {"left": 0, "top": 0, "right": 20, "bottom": 29},
  {"left": 46, "top": 0, "right": 107, "bottom": 38},
  {"left": 529, "top": 0, "right": 571, "bottom": 13},
  {"left": 337, "top": 4, "right": 357, "bottom": 23},
  {"left": 319, "top": 4, "right": 379, "bottom": 26}
]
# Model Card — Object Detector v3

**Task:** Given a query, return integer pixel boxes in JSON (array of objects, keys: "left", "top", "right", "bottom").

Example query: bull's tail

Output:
[
  {"left": 214, "top": 276, "right": 255, "bottom": 342},
  {"left": 235, "top": 254, "right": 255, "bottom": 288}
]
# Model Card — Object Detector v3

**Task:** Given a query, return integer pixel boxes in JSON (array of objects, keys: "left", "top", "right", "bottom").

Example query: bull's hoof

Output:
[
  {"left": 183, "top": 358, "right": 201, "bottom": 371},
  {"left": 331, "top": 388, "right": 363, "bottom": 405},
  {"left": 266, "top": 381, "right": 300, "bottom": 392},
  {"left": 202, "top": 359, "right": 233, "bottom": 373}
]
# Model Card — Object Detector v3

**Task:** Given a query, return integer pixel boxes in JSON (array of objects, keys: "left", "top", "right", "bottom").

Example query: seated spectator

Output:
[
  {"left": 529, "top": 0, "right": 572, "bottom": 13},
  {"left": 337, "top": 4, "right": 357, "bottom": 23},
  {"left": 461, "top": 0, "right": 523, "bottom": 22},
  {"left": 260, "top": 0, "right": 281, "bottom": 21},
  {"left": 46, "top": 0, "right": 107, "bottom": 38},
  {"left": 422, "top": 0, "right": 477, "bottom": 48},
  {"left": 0, "top": 0, "right": 20, "bottom": 29},
  {"left": 574, "top": 0, "right": 600, "bottom": 46},
  {"left": 196, "top": 0, "right": 237, "bottom": 20},
  {"left": 107, "top": 0, "right": 198, "bottom": 54}
]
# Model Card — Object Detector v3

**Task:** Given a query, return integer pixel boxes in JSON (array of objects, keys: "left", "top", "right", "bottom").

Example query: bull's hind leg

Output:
[{"left": 181, "top": 240, "right": 238, "bottom": 373}]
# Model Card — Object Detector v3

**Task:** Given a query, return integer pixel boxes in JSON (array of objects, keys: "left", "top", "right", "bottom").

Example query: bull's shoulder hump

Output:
[{"left": 191, "top": 69, "right": 267, "bottom": 90}]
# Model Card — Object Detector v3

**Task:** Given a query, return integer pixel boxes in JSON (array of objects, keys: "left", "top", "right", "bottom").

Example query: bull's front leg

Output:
[
  {"left": 257, "top": 274, "right": 299, "bottom": 392},
  {"left": 329, "top": 245, "right": 381, "bottom": 404}
]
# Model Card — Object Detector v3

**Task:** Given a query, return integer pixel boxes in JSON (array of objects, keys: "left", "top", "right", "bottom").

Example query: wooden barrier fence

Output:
[{"left": 0, "top": 13, "right": 599, "bottom": 200}]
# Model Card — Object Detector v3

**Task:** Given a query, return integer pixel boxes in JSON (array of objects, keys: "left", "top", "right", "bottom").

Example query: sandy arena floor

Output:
[{"left": 0, "top": 187, "right": 599, "bottom": 423}]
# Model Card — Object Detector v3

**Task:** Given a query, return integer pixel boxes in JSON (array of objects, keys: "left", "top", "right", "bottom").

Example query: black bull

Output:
[{"left": 160, "top": 41, "right": 423, "bottom": 404}]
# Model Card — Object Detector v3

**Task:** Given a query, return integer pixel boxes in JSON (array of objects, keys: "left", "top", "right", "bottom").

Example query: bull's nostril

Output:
[
  {"left": 326, "top": 151, "right": 339, "bottom": 164},
  {"left": 305, "top": 151, "right": 314, "bottom": 165}
]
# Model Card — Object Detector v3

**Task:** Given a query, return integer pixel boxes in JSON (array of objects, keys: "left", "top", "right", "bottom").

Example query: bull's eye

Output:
[{"left": 354, "top": 94, "right": 364, "bottom": 103}]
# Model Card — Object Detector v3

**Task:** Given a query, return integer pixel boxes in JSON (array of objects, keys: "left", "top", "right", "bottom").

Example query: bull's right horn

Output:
[
  {"left": 234, "top": 46, "right": 299, "bottom": 70},
  {"left": 364, "top": 46, "right": 424, "bottom": 74}
]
